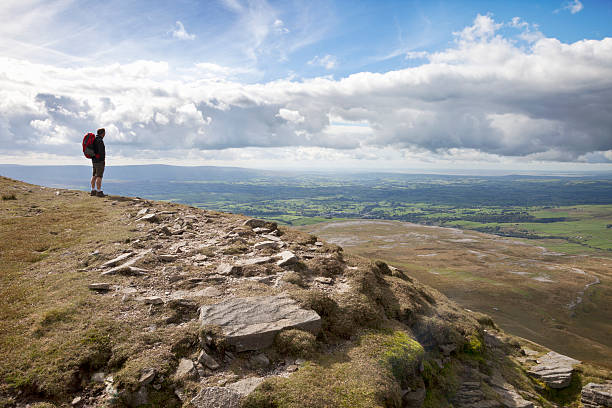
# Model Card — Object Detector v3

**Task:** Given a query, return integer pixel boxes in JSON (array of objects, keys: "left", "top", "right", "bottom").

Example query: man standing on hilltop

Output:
[{"left": 90, "top": 128, "right": 106, "bottom": 197}]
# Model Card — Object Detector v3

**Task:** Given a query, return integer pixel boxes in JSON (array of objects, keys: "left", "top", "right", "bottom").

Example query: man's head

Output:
[{"left": 97, "top": 128, "right": 105, "bottom": 138}]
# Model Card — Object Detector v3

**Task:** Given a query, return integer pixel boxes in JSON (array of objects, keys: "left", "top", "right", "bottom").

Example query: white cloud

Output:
[
  {"left": 171, "top": 21, "right": 195, "bottom": 40},
  {"left": 0, "top": 14, "right": 611, "bottom": 166},
  {"left": 405, "top": 51, "right": 428, "bottom": 59},
  {"left": 564, "top": 0, "right": 583, "bottom": 14},
  {"left": 308, "top": 54, "right": 337, "bottom": 69},
  {"left": 273, "top": 19, "right": 289, "bottom": 34},
  {"left": 276, "top": 108, "right": 304, "bottom": 123}
]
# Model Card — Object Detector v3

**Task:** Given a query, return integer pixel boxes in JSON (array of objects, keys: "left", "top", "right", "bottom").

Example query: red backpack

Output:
[{"left": 82, "top": 133, "right": 95, "bottom": 158}]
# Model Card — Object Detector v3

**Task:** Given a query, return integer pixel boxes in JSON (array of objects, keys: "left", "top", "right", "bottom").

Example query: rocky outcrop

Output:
[
  {"left": 528, "top": 351, "right": 580, "bottom": 388},
  {"left": 199, "top": 295, "right": 321, "bottom": 351},
  {"left": 581, "top": 381, "right": 612, "bottom": 408},
  {"left": 190, "top": 377, "right": 264, "bottom": 408}
]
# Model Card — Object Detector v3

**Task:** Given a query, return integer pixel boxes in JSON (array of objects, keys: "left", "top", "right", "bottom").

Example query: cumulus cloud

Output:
[
  {"left": 0, "top": 14, "right": 611, "bottom": 164},
  {"left": 171, "top": 21, "right": 195, "bottom": 40},
  {"left": 561, "top": 0, "right": 584, "bottom": 14},
  {"left": 308, "top": 54, "right": 337, "bottom": 69}
]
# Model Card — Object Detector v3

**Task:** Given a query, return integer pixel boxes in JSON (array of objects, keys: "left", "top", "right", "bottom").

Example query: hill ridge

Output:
[{"left": 0, "top": 176, "right": 610, "bottom": 408}]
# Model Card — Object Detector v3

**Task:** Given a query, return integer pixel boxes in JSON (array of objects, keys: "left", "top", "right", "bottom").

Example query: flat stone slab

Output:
[
  {"left": 102, "top": 252, "right": 134, "bottom": 268},
  {"left": 528, "top": 351, "right": 580, "bottom": 389},
  {"left": 190, "top": 387, "right": 242, "bottom": 408},
  {"left": 89, "top": 283, "right": 112, "bottom": 291},
  {"left": 237, "top": 256, "right": 273, "bottom": 266},
  {"left": 199, "top": 295, "right": 321, "bottom": 351},
  {"left": 191, "top": 377, "right": 265, "bottom": 408},
  {"left": 254, "top": 241, "right": 280, "bottom": 250},
  {"left": 581, "top": 381, "right": 612, "bottom": 408}
]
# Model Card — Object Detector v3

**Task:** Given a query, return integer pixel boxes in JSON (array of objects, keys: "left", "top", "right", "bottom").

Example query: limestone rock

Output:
[
  {"left": 216, "top": 263, "right": 242, "bottom": 276},
  {"left": 199, "top": 295, "right": 321, "bottom": 351},
  {"left": 581, "top": 382, "right": 612, "bottom": 408},
  {"left": 528, "top": 351, "right": 580, "bottom": 389},
  {"left": 102, "top": 252, "right": 134, "bottom": 268},
  {"left": 89, "top": 283, "right": 112, "bottom": 291},
  {"left": 174, "top": 358, "right": 196, "bottom": 381},
  {"left": 144, "top": 296, "right": 163, "bottom": 305},
  {"left": 138, "top": 213, "right": 159, "bottom": 223},
  {"left": 198, "top": 350, "right": 220, "bottom": 370},
  {"left": 101, "top": 249, "right": 152, "bottom": 276},
  {"left": 138, "top": 368, "right": 156, "bottom": 386},
  {"left": 227, "top": 377, "right": 265, "bottom": 396},
  {"left": 276, "top": 250, "right": 298, "bottom": 267},
  {"left": 314, "top": 277, "right": 333, "bottom": 285},
  {"left": 261, "top": 234, "right": 281, "bottom": 242},
  {"left": 237, "top": 256, "right": 273, "bottom": 266},
  {"left": 190, "top": 386, "right": 242, "bottom": 408},
  {"left": 254, "top": 241, "right": 280, "bottom": 250},
  {"left": 484, "top": 372, "right": 534, "bottom": 408}
]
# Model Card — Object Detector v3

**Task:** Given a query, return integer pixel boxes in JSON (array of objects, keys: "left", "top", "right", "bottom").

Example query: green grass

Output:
[{"left": 244, "top": 330, "right": 423, "bottom": 408}]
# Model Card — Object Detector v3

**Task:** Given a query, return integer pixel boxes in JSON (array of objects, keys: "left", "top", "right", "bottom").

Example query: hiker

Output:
[{"left": 90, "top": 128, "right": 106, "bottom": 197}]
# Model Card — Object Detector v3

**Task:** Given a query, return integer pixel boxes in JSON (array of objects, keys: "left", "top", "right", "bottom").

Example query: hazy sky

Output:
[{"left": 1, "top": 0, "right": 611, "bottom": 171}]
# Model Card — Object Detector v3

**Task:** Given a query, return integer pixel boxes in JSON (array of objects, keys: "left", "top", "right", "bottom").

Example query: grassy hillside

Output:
[
  {"left": 301, "top": 220, "right": 612, "bottom": 369},
  {"left": 1, "top": 176, "right": 610, "bottom": 408}
]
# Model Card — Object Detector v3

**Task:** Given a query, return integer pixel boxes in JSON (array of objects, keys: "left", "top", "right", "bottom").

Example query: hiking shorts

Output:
[{"left": 92, "top": 162, "right": 105, "bottom": 178}]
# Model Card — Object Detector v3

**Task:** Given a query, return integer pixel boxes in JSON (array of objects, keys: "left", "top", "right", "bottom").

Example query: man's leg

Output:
[
  {"left": 91, "top": 176, "right": 96, "bottom": 190},
  {"left": 95, "top": 177, "right": 102, "bottom": 191}
]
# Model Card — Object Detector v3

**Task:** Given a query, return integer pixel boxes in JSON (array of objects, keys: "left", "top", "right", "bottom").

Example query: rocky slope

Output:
[{"left": 0, "top": 176, "right": 610, "bottom": 408}]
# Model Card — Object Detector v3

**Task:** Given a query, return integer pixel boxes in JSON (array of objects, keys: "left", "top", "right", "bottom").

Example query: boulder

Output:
[
  {"left": 528, "top": 351, "right": 580, "bottom": 389},
  {"left": 198, "top": 350, "right": 220, "bottom": 370},
  {"left": 199, "top": 295, "right": 321, "bottom": 351},
  {"left": 276, "top": 251, "right": 298, "bottom": 267},
  {"left": 216, "top": 263, "right": 242, "bottom": 276},
  {"left": 581, "top": 382, "right": 612, "bottom": 408},
  {"left": 227, "top": 377, "right": 265, "bottom": 396},
  {"left": 174, "top": 358, "right": 196, "bottom": 381}
]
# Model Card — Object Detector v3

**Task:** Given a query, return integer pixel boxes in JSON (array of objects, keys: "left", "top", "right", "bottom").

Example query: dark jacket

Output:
[{"left": 92, "top": 136, "right": 105, "bottom": 163}]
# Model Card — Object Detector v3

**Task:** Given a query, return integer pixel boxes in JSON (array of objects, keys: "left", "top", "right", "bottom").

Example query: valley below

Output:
[{"left": 300, "top": 220, "right": 612, "bottom": 368}]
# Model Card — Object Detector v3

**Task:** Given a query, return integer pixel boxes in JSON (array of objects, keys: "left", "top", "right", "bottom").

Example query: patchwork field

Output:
[{"left": 300, "top": 220, "right": 612, "bottom": 368}]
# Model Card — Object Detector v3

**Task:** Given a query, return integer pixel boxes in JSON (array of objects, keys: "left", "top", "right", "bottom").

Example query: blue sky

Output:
[{"left": 1, "top": 0, "right": 611, "bottom": 171}]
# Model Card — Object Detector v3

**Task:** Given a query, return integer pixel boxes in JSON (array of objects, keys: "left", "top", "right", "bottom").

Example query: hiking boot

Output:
[
  {"left": 90, "top": 190, "right": 96, "bottom": 196},
  {"left": 96, "top": 191, "right": 106, "bottom": 197}
]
